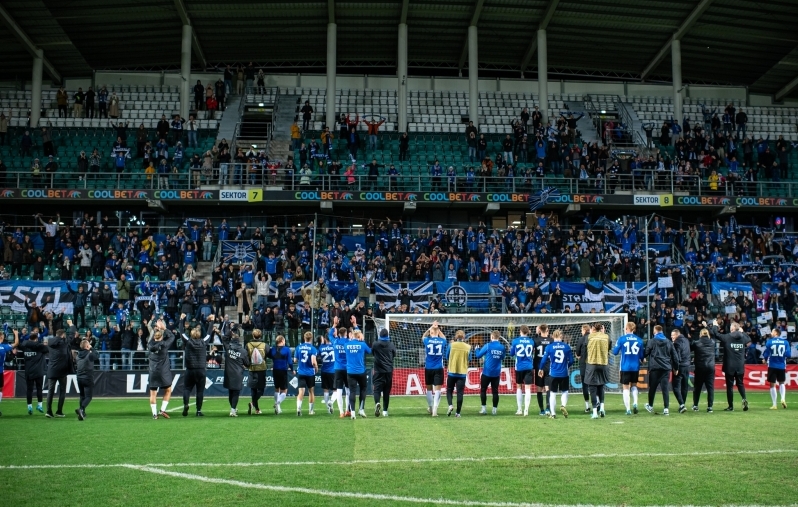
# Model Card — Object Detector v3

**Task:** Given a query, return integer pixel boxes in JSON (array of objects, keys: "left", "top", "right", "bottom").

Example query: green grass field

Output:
[{"left": 0, "top": 392, "right": 796, "bottom": 507}]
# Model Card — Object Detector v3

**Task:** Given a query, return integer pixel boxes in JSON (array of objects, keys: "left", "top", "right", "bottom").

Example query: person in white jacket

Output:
[{"left": 255, "top": 271, "right": 272, "bottom": 311}]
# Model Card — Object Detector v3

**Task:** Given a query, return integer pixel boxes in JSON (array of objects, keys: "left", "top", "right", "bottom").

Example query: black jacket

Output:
[
  {"left": 575, "top": 333, "right": 588, "bottom": 368},
  {"left": 673, "top": 335, "right": 692, "bottom": 367},
  {"left": 371, "top": 339, "right": 396, "bottom": 373},
  {"left": 76, "top": 349, "right": 97, "bottom": 385},
  {"left": 18, "top": 339, "right": 48, "bottom": 379},
  {"left": 690, "top": 336, "right": 716, "bottom": 371},
  {"left": 644, "top": 336, "right": 679, "bottom": 371},
  {"left": 710, "top": 326, "right": 748, "bottom": 374},
  {"left": 181, "top": 329, "right": 210, "bottom": 371},
  {"left": 46, "top": 335, "right": 73, "bottom": 378},
  {"left": 148, "top": 329, "right": 176, "bottom": 388},
  {"left": 222, "top": 334, "right": 250, "bottom": 390}
]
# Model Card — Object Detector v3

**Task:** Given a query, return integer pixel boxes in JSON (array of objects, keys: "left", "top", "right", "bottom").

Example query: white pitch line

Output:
[
  {"left": 166, "top": 402, "right": 194, "bottom": 413},
  {"left": 0, "top": 448, "right": 794, "bottom": 470},
  {"left": 122, "top": 464, "right": 798, "bottom": 507}
]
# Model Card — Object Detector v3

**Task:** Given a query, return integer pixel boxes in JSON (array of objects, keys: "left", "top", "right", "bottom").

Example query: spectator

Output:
[
  {"left": 301, "top": 100, "right": 313, "bottom": 130},
  {"left": 364, "top": 116, "right": 385, "bottom": 151},
  {"left": 56, "top": 87, "right": 68, "bottom": 117},
  {"left": 73, "top": 88, "right": 85, "bottom": 118},
  {"left": 98, "top": 86, "right": 109, "bottom": 118},
  {"left": 193, "top": 80, "right": 204, "bottom": 111},
  {"left": 0, "top": 111, "right": 7, "bottom": 145},
  {"left": 108, "top": 92, "right": 120, "bottom": 118},
  {"left": 85, "top": 87, "right": 96, "bottom": 119},
  {"left": 399, "top": 132, "right": 409, "bottom": 161}
]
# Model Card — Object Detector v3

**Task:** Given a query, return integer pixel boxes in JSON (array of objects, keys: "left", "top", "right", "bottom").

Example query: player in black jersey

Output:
[{"left": 533, "top": 324, "right": 552, "bottom": 415}]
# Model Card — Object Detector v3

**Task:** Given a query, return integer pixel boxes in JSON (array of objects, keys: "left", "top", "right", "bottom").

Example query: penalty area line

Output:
[{"left": 0, "top": 449, "right": 795, "bottom": 470}]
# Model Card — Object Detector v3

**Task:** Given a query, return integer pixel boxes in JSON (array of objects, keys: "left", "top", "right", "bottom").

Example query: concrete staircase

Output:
[
  {"left": 216, "top": 95, "right": 241, "bottom": 144},
  {"left": 564, "top": 100, "right": 600, "bottom": 144},
  {"left": 194, "top": 260, "right": 238, "bottom": 317},
  {"left": 268, "top": 94, "right": 301, "bottom": 164}
]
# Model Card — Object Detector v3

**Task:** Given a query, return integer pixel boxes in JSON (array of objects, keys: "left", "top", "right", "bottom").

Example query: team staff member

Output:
[
  {"left": 180, "top": 313, "right": 212, "bottom": 417},
  {"left": 422, "top": 321, "right": 447, "bottom": 417},
  {"left": 671, "top": 329, "right": 692, "bottom": 414},
  {"left": 346, "top": 329, "right": 371, "bottom": 420},
  {"left": 75, "top": 339, "right": 97, "bottom": 420},
  {"left": 294, "top": 332, "right": 318, "bottom": 416},
  {"left": 222, "top": 327, "right": 250, "bottom": 417},
  {"left": 709, "top": 319, "right": 750, "bottom": 411},
  {"left": 475, "top": 331, "right": 506, "bottom": 415},
  {"left": 319, "top": 331, "right": 336, "bottom": 414},
  {"left": 612, "top": 322, "right": 645, "bottom": 415},
  {"left": 691, "top": 328, "right": 716, "bottom": 412},
  {"left": 533, "top": 325, "right": 552, "bottom": 415},
  {"left": 269, "top": 335, "right": 293, "bottom": 414},
  {"left": 46, "top": 329, "right": 73, "bottom": 418},
  {"left": 584, "top": 323, "right": 611, "bottom": 419},
  {"left": 644, "top": 325, "right": 680, "bottom": 416},
  {"left": 574, "top": 324, "right": 591, "bottom": 413},
  {"left": 17, "top": 330, "right": 47, "bottom": 415},
  {"left": 246, "top": 328, "right": 268, "bottom": 415},
  {"left": 147, "top": 319, "right": 176, "bottom": 420},
  {"left": 371, "top": 328, "right": 396, "bottom": 418},
  {"left": 762, "top": 327, "right": 791, "bottom": 409},
  {"left": 510, "top": 325, "right": 534, "bottom": 416},
  {"left": 445, "top": 330, "right": 471, "bottom": 418}
]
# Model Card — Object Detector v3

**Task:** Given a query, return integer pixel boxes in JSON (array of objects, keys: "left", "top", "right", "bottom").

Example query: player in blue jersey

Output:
[
  {"left": 294, "top": 332, "right": 318, "bottom": 416},
  {"left": 268, "top": 334, "right": 293, "bottom": 415},
  {"left": 332, "top": 317, "right": 353, "bottom": 417},
  {"left": 533, "top": 324, "right": 553, "bottom": 415},
  {"left": 539, "top": 330, "right": 574, "bottom": 419},
  {"left": 422, "top": 321, "right": 447, "bottom": 416},
  {"left": 475, "top": 330, "right": 506, "bottom": 415},
  {"left": 0, "top": 329, "right": 19, "bottom": 416},
  {"left": 319, "top": 330, "right": 337, "bottom": 414},
  {"left": 345, "top": 329, "right": 372, "bottom": 419},
  {"left": 612, "top": 322, "right": 645, "bottom": 415},
  {"left": 510, "top": 325, "right": 535, "bottom": 416},
  {"left": 762, "top": 328, "right": 792, "bottom": 409}
]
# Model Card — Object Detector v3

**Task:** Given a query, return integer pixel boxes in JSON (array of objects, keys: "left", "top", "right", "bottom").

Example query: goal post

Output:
[{"left": 373, "top": 313, "right": 628, "bottom": 396}]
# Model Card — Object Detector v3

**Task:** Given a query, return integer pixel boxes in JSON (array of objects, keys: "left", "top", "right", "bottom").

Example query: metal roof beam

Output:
[
  {"left": 519, "top": 0, "right": 560, "bottom": 73},
  {"left": 0, "top": 4, "right": 62, "bottom": 82},
  {"left": 640, "top": 0, "right": 715, "bottom": 80},
  {"left": 775, "top": 75, "right": 798, "bottom": 101},
  {"left": 328, "top": 0, "right": 336, "bottom": 24},
  {"left": 400, "top": 0, "right": 409, "bottom": 24},
  {"left": 173, "top": 0, "right": 207, "bottom": 69},
  {"left": 457, "top": 0, "right": 486, "bottom": 70}
]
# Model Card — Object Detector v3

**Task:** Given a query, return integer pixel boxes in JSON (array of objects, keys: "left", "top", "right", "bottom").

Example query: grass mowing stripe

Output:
[
  {"left": 124, "top": 465, "right": 795, "bottom": 507},
  {"left": 2, "top": 448, "right": 794, "bottom": 470}
]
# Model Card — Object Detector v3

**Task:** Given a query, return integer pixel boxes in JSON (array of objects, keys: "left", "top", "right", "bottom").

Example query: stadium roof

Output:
[{"left": 2, "top": 0, "right": 798, "bottom": 99}]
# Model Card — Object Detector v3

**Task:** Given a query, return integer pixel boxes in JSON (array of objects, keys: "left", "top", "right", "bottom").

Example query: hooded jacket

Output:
[
  {"left": 690, "top": 335, "right": 716, "bottom": 371},
  {"left": 672, "top": 334, "right": 692, "bottom": 367},
  {"left": 645, "top": 333, "right": 679, "bottom": 371}
]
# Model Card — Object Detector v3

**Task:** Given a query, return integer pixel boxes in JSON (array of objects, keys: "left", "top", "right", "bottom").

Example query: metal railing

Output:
[{"left": 5, "top": 169, "right": 798, "bottom": 197}]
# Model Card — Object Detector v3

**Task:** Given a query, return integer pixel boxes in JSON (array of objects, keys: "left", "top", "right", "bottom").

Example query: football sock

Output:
[
  {"left": 433, "top": 390, "right": 441, "bottom": 410},
  {"left": 592, "top": 407, "right": 598, "bottom": 417},
  {"left": 334, "top": 390, "right": 344, "bottom": 413},
  {"left": 27, "top": 404, "right": 32, "bottom": 411},
  {"left": 537, "top": 392, "right": 544, "bottom": 410},
  {"left": 549, "top": 392, "right": 556, "bottom": 414},
  {"left": 516, "top": 388, "right": 523, "bottom": 410},
  {"left": 600, "top": 402, "right": 605, "bottom": 413},
  {"left": 323, "top": 392, "right": 330, "bottom": 404},
  {"left": 297, "top": 399, "right": 302, "bottom": 411},
  {"left": 770, "top": 387, "right": 778, "bottom": 406},
  {"left": 561, "top": 392, "right": 569, "bottom": 407},
  {"left": 150, "top": 403, "right": 157, "bottom": 416},
  {"left": 426, "top": 391, "right": 433, "bottom": 408},
  {"left": 631, "top": 386, "right": 639, "bottom": 405},
  {"left": 622, "top": 388, "right": 630, "bottom": 411},
  {"left": 274, "top": 392, "right": 280, "bottom": 406},
  {"left": 524, "top": 388, "right": 531, "bottom": 412},
  {"left": 779, "top": 384, "right": 786, "bottom": 401},
  {"left": 585, "top": 400, "right": 591, "bottom": 410},
  {"left": 160, "top": 400, "right": 168, "bottom": 412},
  {"left": 309, "top": 402, "right": 314, "bottom": 412},
  {"left": 278, "top": 392, "right": 286, "bottom": 404}
]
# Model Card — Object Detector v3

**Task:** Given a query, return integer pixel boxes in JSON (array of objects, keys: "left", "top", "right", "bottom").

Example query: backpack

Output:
[{"left": 250, "top": 342, "right": 265, "bottom": 366}]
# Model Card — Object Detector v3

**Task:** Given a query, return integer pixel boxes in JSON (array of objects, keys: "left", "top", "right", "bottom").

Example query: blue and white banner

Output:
[
  {"left": 546, "top": 282, "right": 605, "bottom": 312},
  {"left": 375, "top": 281, "right": 433, "bottom": 309},
  {"left": 603, "top": 282, "right": 658, "bottom": 312},
  {"left": 219, "top": 240, "right": 261, "bottom": 264},
  {"left": 710, "top": 282, "right": 753, "bottom": 302}
]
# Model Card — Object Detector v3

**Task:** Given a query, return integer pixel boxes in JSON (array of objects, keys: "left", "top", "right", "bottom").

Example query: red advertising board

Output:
[{"left": 2, "top": 371, "right": 14, "bottom": 398}]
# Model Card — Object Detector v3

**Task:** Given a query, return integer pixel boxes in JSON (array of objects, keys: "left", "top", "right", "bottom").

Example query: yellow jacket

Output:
[
  {"left": 447, "top": 341, "right": 471, "bottom": 375},
  {"left": 291, "top": 124, "right": 301, "bottom": 140},
  {"left": 321, "top": 131, "right": 334, "bottom": 144},
  {"left": 141, "top": 237, "right": 156, "bottom": 255},
  {"left": 586, "top": 332, "right": 610, "bottom": 365}
]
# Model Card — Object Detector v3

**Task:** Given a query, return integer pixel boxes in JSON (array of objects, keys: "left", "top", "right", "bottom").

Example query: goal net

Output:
[{"left": 373, "top": 313, "right": 628, "bottom": 396}]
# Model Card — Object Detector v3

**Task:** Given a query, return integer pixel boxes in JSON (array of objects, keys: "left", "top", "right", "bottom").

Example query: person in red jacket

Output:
[{"left": 364, "top": 116, "right": 385, "bottom": 150}]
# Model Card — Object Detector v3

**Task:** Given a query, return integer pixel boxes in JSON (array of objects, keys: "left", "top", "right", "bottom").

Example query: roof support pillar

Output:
[
  {"left": 672, "top": 39, "right": 683, "bottom": 128},
  {"left": 468, "top": 25, "right": 479, "bottom": 129},
  {"left": 537, "top": 29, "right": 548, "bottom": 123},
  {"left": 326, "top": 22, "right": 337, "bottom": 130},
  {"left": 397, "top": 22, "right": 408, "bottom": 133},
  {"left": 31, "top": 49, "right": 43, "bottom": 129},
  {"left": 180, "top": 24, "right": 192, "bottom": 119}
]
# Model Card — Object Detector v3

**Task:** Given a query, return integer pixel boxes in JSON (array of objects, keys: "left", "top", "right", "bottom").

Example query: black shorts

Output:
[
  {"left": 767, "top": 367, "right": 786, "bottom": 384},
  {"left": 515, "top": 369, "right": 534, "bottom": 385},
  {"left": 183, "top": 368, "right": 207, "bottom": 392},
  {"left": 273, "top": 369, "right": 288, "bottom": 390},
  {"left": 321, "top": 372, "right": 335, "bottom": 390},
  {"left": 334, "top": 370, "right": 348, "bottom": 390},
  {"left": 425, "top": 368, "right": 444, "bottom": 386},
  {"left": 546, "top": 376, "right": 569, "bottom": 392},
  {"left": 620, "top": 371, "right": 640, "bottom": 385},
  {"left": 298, "top": 374, "right": 316, "bottom": 389},
  {"left": 534, "top": 368, "right": 546, "bottom": 388},
  {"left": 248, "top": 370, "right": 266, "bottom": 390}
]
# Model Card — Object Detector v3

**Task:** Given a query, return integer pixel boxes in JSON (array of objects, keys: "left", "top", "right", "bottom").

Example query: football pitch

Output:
[{"left": 0, "top": 393, "right": 796, "bottom": 507}]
